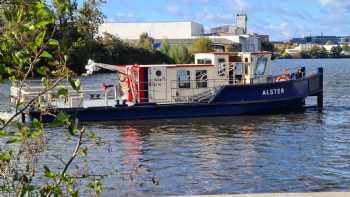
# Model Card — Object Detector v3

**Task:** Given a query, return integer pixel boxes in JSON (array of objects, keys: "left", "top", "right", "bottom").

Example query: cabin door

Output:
[{"left": 148, "top": 67, "right": 167, "bottom": 102}]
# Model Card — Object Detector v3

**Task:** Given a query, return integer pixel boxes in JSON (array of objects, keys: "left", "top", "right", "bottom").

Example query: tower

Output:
[{"left": 236, "top": 13, "right": 247, "bottom": 34}]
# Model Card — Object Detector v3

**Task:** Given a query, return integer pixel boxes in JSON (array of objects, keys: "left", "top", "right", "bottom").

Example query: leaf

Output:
[
  {"left": 48, "top": 39, "right": 59, "bottom": 46},
  {"left": 44, "top": 166, "right": 56, "bottom": 179},
  {"left": 0, "top": 150, "right": 13, "bottom": 162},
  {"left": 68, "top": 119, "right": 78, "bottom": 136},
  {"left": 34, "top": 31, "right": 46, "bottom": 51},
  {"left": 31, "top": 118, "right": 43, "bottom": 129},
  {"left": 87, "top": 132, "right": 96, "bottom": 140},
  {"left": 69, "top": 190, "right": 79, "bottom": 197},
  {"left": 0, "top": 130, "right": 8, "bottom": 138},
  {"left": 51, "top": 112, "right": 70, "bottom": 126},
  {"left": 41, "top": 77, "right": 49, "bottom": 88},
  {"left": 87, "top": 180, "right": 103, "bottom": 195},
  {"left": 35, "top": 20, "right": 52, "bottom": 29},
  {"left": 40, "top": 51, "right": 53, "bottom": 59},
  {"left": 31, "top": 130, "right": 43, "bottom": 138},
  {"left": 79, "top": 147, "right": 88, "bottom": 157},
  {"left": 6, "top": 137, "right": 21, "bottom": 144},
  {"left": 68, "top": 77, "right": 81, "bottom": 91},
  {"left": 56, "top": 88, "right": 68, "bottom": 97},
  {"left": 36, "top": 66, "right": 50, "bottom": 76}
]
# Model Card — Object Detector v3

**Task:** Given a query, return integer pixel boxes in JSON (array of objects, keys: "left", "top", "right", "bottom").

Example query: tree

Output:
[
  {"left": 137, "top": 33, "right": 154, "bottom": 51},
  {"left": 191, "top": 37, "right": 213, "bottom": 53},
  {"left": 308, "top": 46, "right": 328, "bottom": 58},
  {"left": 169, "top": 45, "right": 192, "bottom": 64},
  {"left": 224, "top": 45, "right": 235, "bottom": 52},
  {"left": 330, "top": 45, "right": 342, "bottom": 58},
  {"left": 75, "top": 0, "right": 105, "bottom": 42},
  {"left": 342, "top": 44, "right": 350, "bottom": 52},
  {"left": 160, "top": 38, "right": 170, "bottom": 55},
  {"left": 261, "top": 41, "right": 274, "bottom": 52},
  {"left": 0, "top": 1, "right": 103, "bottom": 195}
]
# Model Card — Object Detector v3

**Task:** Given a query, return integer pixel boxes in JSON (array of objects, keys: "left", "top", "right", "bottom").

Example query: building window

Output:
[
  {"left": 177, "top": 70, "right": 191, "bottom": 88},
  {"left": 197, "top": 59, "right": 212, "bottom": 64},
  {"left": 217, "top": 58, "right": 226, "bottom": 76},
  {"left": 196, "top": 70, "right": 207, "bottom": 88}
]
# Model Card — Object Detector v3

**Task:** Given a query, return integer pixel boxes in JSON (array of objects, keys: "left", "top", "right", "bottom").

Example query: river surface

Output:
[{"left": 1, "top": 59, "right": 350, "bottom": 196}]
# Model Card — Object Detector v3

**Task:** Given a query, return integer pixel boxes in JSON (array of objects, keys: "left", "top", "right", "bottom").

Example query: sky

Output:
[{"left": 94, "top": 0, "right": 350, "bottom": 41}]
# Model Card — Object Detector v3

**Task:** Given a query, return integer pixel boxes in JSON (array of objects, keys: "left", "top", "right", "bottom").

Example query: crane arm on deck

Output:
[{"left": 85, "top": 59, "right": 127, "bottom": 75}]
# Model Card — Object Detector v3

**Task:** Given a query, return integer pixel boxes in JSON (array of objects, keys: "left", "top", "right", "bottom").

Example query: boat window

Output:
[
  {"left": 177, "top": 70, "right": 191, "bottom": 88},
  {"left": 197, "top": 59, "right": 212, "bottom": 64},
  {"left": 217, "top": 58, "right": 226, "bottom": 76},
  {"left": 196, "top": 70, "right": 208, "bottom": 88},
  {"left": 255, "top": 56, "right": 268, "bottom": 75},
  {"left": 245, "top": 63, "right": 249, "bottom": 75}
]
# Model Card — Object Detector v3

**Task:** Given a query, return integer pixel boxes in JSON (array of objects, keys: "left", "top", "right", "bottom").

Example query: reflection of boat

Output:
[{"left": 13, "top": 52, "right": 323, "bottom": 122}]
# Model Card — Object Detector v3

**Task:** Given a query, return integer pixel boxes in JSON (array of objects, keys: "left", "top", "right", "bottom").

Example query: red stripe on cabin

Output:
[
  {"left": 139, "top": 68, "right": 145, "bottom": 103},
  {"left": 168, "top": 64, "right": 215, "bottom": 68}
]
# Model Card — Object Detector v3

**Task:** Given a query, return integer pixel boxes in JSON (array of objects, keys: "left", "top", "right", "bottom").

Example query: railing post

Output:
[{"left": 317, "top": 67, "right": 323, "bottom": 112}]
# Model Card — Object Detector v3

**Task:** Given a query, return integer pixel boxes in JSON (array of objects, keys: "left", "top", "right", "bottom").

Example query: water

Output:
[{"left": 1, "top": 59, "right": 350, "bottom": 196}]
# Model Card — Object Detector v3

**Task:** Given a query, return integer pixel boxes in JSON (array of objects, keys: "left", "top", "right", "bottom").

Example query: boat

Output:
[{"left": 11, "top": 51, "right": 324, "bottom": 123}]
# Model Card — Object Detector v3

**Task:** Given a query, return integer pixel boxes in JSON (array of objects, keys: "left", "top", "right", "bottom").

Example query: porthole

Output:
[{"left": 156, "top": 70, "right": 162, "bottom": 77}]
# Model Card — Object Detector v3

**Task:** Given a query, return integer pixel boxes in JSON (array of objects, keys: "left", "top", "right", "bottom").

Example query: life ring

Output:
[{"left": 276, "top": 75, "right": 290, "bottom": 82}]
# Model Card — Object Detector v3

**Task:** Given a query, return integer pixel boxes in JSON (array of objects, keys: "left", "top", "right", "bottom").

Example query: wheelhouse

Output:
[{"left": 112, "top": 52, "right": 273, "bottom": 104}]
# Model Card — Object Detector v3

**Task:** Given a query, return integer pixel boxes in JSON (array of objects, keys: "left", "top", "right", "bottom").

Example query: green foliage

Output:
[
  {"left": 308, "top": 46, "right": 328, "bottom": 58},
  {"left": 224, "top": 45, "right": 235, "bottom": 52},
  {"left": 68, "top": 76, "right": 81, "bottom": 92},
  {"left": 44, "top": 166, "right": 57, "bottom": 179},
  {"left": 0, "top": 150, "right": 13, "bottom": 162},
  {"left": 191, "top": 37, "right": 213, "bottom": 53},
  {"left": 0, "top": 130, "right": 8, "bottom": 138},
  {"left": 342, "top": 44, "right": 350, "bottom": 52},
  {"left": 67, "top": 33, "right": 173, "bottom": 73},
  {"left": 160, "top": 38, "right": 170, "bottom": 55},
  {"left": 0, "top": 0, "right": 59, "bottom": 79},
  {"left": 261, "top": 41, "right": 274, "bottom": 52},
  {"left": 87, "top": 180, "right": 103, "bottom": 195},
  {"left": 52, "top": 111, "right": 71, "bottom": 126},
  {"left": 0, "top": 1, "right": 104, "bottom": 196},
  {"left": 169, "top": 45, "right": 192, "bottom": 64},
  {"left": 76, "top": 0, "right": 105, "bottom": 41},
  {"left": 330, "top": 45, "right": 342, "bottom": 58},
  {"left": 79, "top": 147, "right": 88, "bottom": 157},
  {"left": 137, "top": 33, "right": 155, "bottom": 51}
]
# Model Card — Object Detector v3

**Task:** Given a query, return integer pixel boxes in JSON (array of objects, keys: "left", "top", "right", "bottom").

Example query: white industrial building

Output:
[
  {"left": 99, "top": 21, "right": 204, "bottom": 40},
  {"left": 98, "top": 14, "right": 262, "bottom": 52}
]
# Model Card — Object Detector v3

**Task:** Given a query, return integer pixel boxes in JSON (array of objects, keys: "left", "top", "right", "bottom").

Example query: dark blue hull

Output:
[{"left": 28, "top": 69, "right": 323, "bottom": 123}]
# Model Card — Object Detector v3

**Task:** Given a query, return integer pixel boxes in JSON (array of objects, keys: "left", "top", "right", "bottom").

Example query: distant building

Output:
[
  {"left": 236, "top": 13, "right": 247, "bottom": 34},
  {"left": 340, "top": 37, "right": 350, "bottom": 44},
  {"left": 210, "top": 13, "right": 247, "bottom": 36},
  {"left": 285, "top": 44, "right": 318, "bottom": 55},
  {"left": 290, "top": 35, "right": 350, "bottom": 45},
  {"left": 99, "top": 13, "right": 263, "bottom": 53},
  {"left": 259, "top": 35, "right": 270, "bottom": 43},
  {"left": 99, "top": 21, "right": 204, "bottom": 40}
]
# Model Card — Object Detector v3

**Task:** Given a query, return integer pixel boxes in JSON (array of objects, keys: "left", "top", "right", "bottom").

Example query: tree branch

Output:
[
  {"left": 1, "top": 76, "right": 65, "bottom": 130},
  {"left": 61, "top": 127, "right": 85, "bottom": 176}
]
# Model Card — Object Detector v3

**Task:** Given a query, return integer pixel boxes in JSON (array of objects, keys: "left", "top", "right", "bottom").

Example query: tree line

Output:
[{"left": 262, "top": 41, "right": 350, "bottom": 59}]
